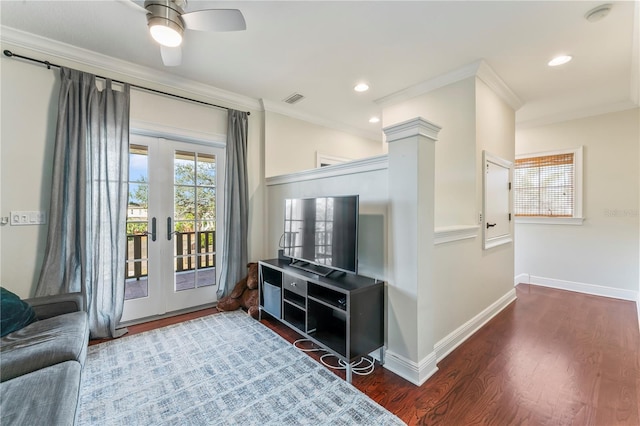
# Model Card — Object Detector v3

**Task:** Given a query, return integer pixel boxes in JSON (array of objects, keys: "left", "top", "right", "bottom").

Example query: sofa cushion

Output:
[
  {"left": 26, "top": 292, "right": 85, "bottom": 319},
  {"left": 0, "top": 311, "right": 89, "bottom": 382},
  {"left": 0, "top": 287, "right": 36, "bottom": 337},
  {"left": 0, "top": 360, "right": 81, "bottom": 426}
]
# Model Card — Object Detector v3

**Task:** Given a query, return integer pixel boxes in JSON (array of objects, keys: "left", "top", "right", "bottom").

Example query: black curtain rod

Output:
[{"left": 3, "top": 49, "right": 250, "bottom": 115}]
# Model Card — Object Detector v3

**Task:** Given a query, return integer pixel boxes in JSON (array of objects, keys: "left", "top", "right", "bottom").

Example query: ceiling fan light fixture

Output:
[
  {"left": 149, "top": 20, "right": 183, "bottom": 47},
  {"left": 146, "top": 1, "right": 185, "bottom": 47}
]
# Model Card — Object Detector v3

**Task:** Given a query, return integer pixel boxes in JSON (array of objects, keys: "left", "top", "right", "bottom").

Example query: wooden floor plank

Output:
[{"left": 92, "top": 284, "right": 640, "bottom": 425}]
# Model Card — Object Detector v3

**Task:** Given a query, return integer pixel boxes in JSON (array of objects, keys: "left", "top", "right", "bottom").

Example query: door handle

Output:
[
  {"left": 150, "top": 217, "right": 156, "bottom": 241},
  {"left": 141, "top": 217, "right": 156, "bottom": 241},
  {"left": 486, "top": 222, "right": 497, "bottom": 229},
  {"left": 167, "top": 217, "right": 180, "bottom": 240}
]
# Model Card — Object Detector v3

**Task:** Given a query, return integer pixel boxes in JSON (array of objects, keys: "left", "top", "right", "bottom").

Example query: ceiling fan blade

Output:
[
  {"left": 120, "top": 0, "right": 146, "bottom": 13},
  {"left": 161, "top": 45, "right": 182, "bottom": 66},
  {"left": 182, "top": 9, "right": 246, "bottom": 32}
]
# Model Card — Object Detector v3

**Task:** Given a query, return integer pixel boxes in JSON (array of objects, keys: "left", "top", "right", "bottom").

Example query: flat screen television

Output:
[{"left": 282, "top": 195, "right": 359, "bottom": 276}]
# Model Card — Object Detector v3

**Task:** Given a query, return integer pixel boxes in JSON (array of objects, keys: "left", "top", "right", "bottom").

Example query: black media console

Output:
[{"left": 258, "top": 258, "right": 384, "bottom": 383}]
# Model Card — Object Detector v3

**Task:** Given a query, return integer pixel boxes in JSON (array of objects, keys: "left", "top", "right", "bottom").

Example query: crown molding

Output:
[
  {"left": 476, "top": 61, "right": 524, "bottom": 110},
  {"left": 0, "top": 26, "right": 262, "bottom": 112},
  {"left": 375, "top": 60, "right": 523, "bottom": 111},
  {"left": 261, "top": 99, "right": 381, "bottom": 142},
  {"left": 516, "top": 100, "right": 638, "bottom": 130},
  {"left": 375, "top": 61, "right": 479, "bottom": 109}
]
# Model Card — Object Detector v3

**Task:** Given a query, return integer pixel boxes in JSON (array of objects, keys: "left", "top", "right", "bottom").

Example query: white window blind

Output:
[{"left": 514, "top": 152, "right": 574, "bottom": 217}]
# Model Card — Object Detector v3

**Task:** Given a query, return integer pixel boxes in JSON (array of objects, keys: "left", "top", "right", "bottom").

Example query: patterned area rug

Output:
[{"left": 78, "top": 311, "right": 404, "bottom": 425}]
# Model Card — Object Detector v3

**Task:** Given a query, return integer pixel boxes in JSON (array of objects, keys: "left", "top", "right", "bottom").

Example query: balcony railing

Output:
[{"left": 126, "top": 230, "right": 215, "bottom": 279}]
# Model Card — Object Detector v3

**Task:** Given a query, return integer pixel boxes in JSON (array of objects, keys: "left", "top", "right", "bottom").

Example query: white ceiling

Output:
[{"left": 1, "top": 1, "right": 638, "bottom": 139}]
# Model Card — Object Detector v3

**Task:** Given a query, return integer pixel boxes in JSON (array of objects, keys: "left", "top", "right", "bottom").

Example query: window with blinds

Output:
[{"left": 514, "top": 152, "right": 575, "bottom": 217}]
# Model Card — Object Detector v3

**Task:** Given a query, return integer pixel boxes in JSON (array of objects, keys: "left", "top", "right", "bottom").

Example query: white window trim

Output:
[
  {"left": 515, "top": 216, "right": 584, "bottom": 225},
  {"left": 514, "top": 146, "right": 584, "bottom": 225},
  {"left": 316, "top": 152, "right": 352, "bottom": 168}
]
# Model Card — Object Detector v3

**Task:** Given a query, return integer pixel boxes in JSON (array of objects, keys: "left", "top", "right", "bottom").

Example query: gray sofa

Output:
[{"left": 0, "top": 293, "right": 89, "bottom": 425}]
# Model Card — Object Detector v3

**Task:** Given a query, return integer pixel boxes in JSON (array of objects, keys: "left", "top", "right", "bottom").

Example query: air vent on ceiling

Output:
[{"left": 283, "top": 93, "right": 305, "bottom": 104}]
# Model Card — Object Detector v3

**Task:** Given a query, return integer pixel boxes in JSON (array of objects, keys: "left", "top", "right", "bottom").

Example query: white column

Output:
[{"left": 383, "top": 117, "right": 441, "bottom": 385}]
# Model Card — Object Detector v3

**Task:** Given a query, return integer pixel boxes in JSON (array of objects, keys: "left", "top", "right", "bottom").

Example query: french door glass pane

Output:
[
  {"left": 196, "top": 187, "right": 215, "bottom": 220},
  {"left": 173, "top": 150, "right": 217, "bottom": 292},
  {"left": 174, "top": 151, "right": 195, "bottom": 185},
  {"left": 125, "top": 145, "right": 149, "bottom": 300},
  {"left": 174, "top": 186, "right": 195, "bottom": 220},
  {"left": 197, "top": 153, "right": 215, "bottom": 185}
]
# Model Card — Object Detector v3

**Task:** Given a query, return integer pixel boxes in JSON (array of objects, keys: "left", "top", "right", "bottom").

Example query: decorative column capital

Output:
[{"left": 383, "top": 117, "right": 442, "bottom": 144}]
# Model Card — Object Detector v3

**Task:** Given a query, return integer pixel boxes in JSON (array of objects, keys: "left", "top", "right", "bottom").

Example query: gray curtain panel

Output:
[
  {"left": 36, "top": 67, "right": 130, "bottom": 339},
  {"left": 217, "top": 110, "right": 249, "bottom": 298}
]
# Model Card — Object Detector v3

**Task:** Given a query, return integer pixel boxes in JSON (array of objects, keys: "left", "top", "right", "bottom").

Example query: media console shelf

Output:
[{"left": 258, "top": 258, "right": 384, "bottom": 383}]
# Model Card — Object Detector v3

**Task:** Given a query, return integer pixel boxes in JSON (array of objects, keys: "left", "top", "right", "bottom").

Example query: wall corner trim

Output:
[
  {"left": 383, "top": 117, "right": 442, "bottom": 143},
  {"left": 383, "top": 350, "right": 438, "bottom": 386},
  {"left": 434, "top": 288, "right": 517, "bottom": 363}
]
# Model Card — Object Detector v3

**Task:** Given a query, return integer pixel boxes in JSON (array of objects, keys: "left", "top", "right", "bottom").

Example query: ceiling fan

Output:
[{"left": 128, "top": 0, "right": 246, "bottom": 66}]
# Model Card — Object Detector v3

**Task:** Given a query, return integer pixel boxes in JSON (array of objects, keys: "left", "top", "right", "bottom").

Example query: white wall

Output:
[
  {"left": 0, "top": 44, "right": 265, "bottom": 298},
  {"left": 515, "top": 108, "right": 639, "bottom": 299},
  {"left": 340, "top": 75, "right": 517, "bottom": 384},
  {"left": 382, "top": 78, "right": 477, "bottom": 227},
  {"left": 264, "top": 111, "right": 385, "bottom": 177},
  {"left": 0, "top": 55, "right": 59, "bottom": 298},
  {"left": 382, "top": 77, "right": 516, "bottom": 347},
  {"left": 430, "top": 78, "right": 516, "bottom": 345}
]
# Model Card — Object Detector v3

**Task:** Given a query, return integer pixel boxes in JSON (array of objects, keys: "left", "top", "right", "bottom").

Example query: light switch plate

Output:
[{"left": 10, "top": 211, "right": 47, "bottom": 226}]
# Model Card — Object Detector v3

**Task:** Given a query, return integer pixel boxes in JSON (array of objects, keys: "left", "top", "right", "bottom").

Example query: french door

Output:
[{"left": 121, "top": 134, "right": 225, "bottom": 323}]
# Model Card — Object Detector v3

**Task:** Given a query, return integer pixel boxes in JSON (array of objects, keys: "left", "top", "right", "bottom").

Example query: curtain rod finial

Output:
[{"left": 3, "top": 50, "right": 13, "bottom": 57}]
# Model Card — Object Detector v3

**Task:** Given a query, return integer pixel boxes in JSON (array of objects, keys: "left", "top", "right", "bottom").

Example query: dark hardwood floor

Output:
[{"left": 91, "top": 284, "right": 640, "bottom": 425}]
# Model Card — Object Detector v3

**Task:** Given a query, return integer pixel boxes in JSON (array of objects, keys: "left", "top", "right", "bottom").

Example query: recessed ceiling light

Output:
[
  {"left": 369, "top": 117, "right": 380, "bottom": 123},
  {"left": 585, "top": 4, "right": 612, "bottom": 23},
  {"left": 548, "top": 55, "right": 572, "bottom": 67},
  {"left": 354, "top": 83, "right": 369, "bottom": 92}
]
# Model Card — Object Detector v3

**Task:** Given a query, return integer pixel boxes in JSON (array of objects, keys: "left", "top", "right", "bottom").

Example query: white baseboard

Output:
[
  {"left": 637, "top": 293, "right": 640, "bottom": 333},
  {"left": 384, "top": 288, "right": 517, "bottom": 386},
  {"left": 383, "top": 349, "right": 438, "bottom": 386},
  {"left": 434, "top": 288, "right": 517, "bottom": 363},
  {"left": 519, "top": 275, "right": 638, "bottom": 302},
  {"left": 514, "top": 273, "right": 530, "bottom": 286}
]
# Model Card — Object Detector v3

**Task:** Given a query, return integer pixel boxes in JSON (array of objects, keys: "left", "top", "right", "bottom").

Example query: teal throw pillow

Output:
[{"left": 1, "top": 287, "right": 37, "bottom": 337}]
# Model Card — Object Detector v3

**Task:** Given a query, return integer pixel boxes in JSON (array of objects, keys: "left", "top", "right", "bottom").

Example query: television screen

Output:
[{"left": 283, "top": 195, "right": 358, "bottom": 274}]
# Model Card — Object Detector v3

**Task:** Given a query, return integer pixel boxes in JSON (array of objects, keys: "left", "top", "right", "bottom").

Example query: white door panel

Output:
[
  {"left": 121, "top": 135, "right": 224, "bottom": 323},
  {"left": 483, "top": 151, "right": 513, "bottom": 250}
]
